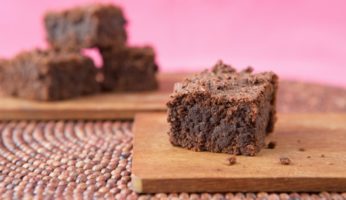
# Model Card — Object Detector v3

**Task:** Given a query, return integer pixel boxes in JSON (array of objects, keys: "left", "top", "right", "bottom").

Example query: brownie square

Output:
[
  {"left": 167, "top": 61, "right": 278, "bottom": 156},
  {"left": 100, "top": 46, "right": 159, "bottom": 91},
  {"left": 0, "top": 59, "right": 7, "bottom": 95},
  {"left": 0, "top": 59, "right": 6, "bottom": 78},
  {"left": 44, "top": 4, "right": 127, "bottom": 50},
  {"left": 0, "top": 49, "right": 100, "bottom": 101}
]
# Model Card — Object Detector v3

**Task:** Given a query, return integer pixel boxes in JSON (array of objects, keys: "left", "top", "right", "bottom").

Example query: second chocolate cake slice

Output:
[
  {"left": 44, "top": 4, "right": 127, "bottom": 50},
  {"left": 167, "top": 61, "right": 278, "bottom": 156},
  {"left": 100, "top": 46, "right": 159, "bottom": 92},
  {"left": 0, "top": 49, "right": 100, "bottom": 101}
]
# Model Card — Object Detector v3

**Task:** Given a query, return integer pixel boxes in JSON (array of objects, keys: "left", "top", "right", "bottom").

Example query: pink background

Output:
[{"left": 1, "top": 0, "right": 346, "bottom": 87}]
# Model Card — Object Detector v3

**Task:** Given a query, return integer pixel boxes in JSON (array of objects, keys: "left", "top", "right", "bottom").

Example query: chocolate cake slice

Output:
[
  {"left": 0, "top": 59, "right": 8, "bottom": 95},
  {"left": 167, "top": 61, "right": 278, "bottom": 156},
  {"left": 44, "top": 4, "right": 127, "bottom": 50},
  {"left": 0, "top": 49, "right": 100, "bottom": 101},
  {"left": 100, "top": 46, "right": 159, "bottom": 91}
]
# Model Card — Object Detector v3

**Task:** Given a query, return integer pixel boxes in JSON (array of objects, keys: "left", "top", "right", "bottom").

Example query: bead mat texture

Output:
[{"left": 0, "top": 80, "right": 346, "bottom": 200}]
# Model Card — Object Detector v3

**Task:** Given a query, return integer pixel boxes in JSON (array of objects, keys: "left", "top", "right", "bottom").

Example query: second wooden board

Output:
[
  {"left": 0, "top": 73, "right": 187, "bottom": 120},
  {"left": 132, "top": 113, "right": 346, "bottom": 193}
]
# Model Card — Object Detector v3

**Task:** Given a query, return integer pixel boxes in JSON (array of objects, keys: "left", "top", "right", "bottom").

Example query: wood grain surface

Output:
[{"left": 131, "top": 113, "right": 346, "bottom": 193}]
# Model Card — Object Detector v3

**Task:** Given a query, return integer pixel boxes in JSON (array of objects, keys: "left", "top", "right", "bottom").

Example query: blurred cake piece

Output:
[
  {"left": 0, "top": 49, "right": 100, "bottom": 101},
  {"left": 44, "top": 4, "right": 127, "bottom": 50},
  {"left": 0, "top": 59, "right": 8, "bottom": 95},
  {"left": 100, "top": 46, "right": 159, "bottom": 91}
]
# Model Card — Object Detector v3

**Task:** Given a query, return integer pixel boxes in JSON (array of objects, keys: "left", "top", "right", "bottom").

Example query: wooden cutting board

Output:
[
  {"left": 131, "top": 113, "right": 346, "bottom": 193},
  {"left": 0, "top": 73, "right": 187, "bottom": 120}
]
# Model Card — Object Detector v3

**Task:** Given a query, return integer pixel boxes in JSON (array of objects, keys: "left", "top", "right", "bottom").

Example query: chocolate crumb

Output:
[
  {"left": 245, "top": 145, "right": 256, "bottom": 156},
  {"left": 267, "top": 141, "right": 277, "bottom": 149},
  {"left": 321, "top": 154, "right": 325, "bottom": 158},
  {"left": 227, "top": 155, "right": 237, "bottom": 165},
  {"left": 279, "top": 157, "right": 291, "bottom": 165},
  {"left": 298, "top": 147, "right": 305, "bottom": 152}
]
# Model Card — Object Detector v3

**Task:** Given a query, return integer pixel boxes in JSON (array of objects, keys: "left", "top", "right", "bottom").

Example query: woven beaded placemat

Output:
[
  {"left": 0, "top": 81, "right": 345, "bottom": 199},
  {"left": 0, "top": 121, "right": 345, "bottom": 200}
]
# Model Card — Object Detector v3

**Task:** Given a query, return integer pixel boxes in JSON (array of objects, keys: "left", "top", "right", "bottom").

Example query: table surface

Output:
[{"left": 0, "top": 80, "right": 346, "bottom": 199}]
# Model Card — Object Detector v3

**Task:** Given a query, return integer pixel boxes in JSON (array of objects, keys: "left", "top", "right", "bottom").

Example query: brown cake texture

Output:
[
  {"left": 167, "top": 61, "right": 278, "bottom": 156},
  {"left": 0, "top": 59, "right": 7, "bottom": 96},
  {"left": 0, "top": 49, "right": 100, "bottom": 101},
  {"left": 100, "top": 46, "right": 159, "bottom": 91},
  {"left": 44, "top": 4, "right": 127, "bottom": 50},
  {"left": 0, "top": 59, "right": 6, "bottom": 80}
]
